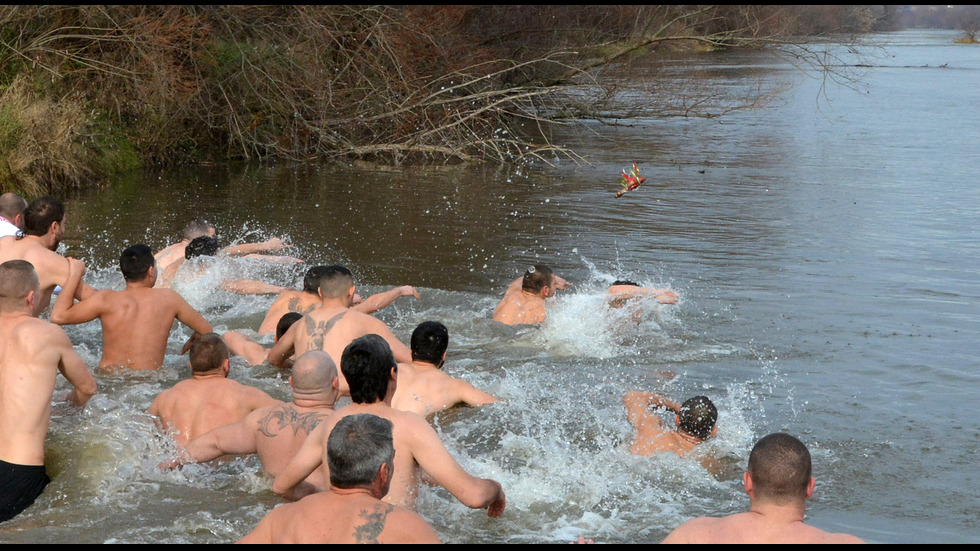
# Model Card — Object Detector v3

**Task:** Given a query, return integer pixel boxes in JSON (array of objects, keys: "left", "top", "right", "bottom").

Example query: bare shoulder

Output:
[
  {"left": 661, "top": 515, "right": 730, "bottom": 544},
  {"left": 381, "top": 504, "right": 442, "bottom": 544}
]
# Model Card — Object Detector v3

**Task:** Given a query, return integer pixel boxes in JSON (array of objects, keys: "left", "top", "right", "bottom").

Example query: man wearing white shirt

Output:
[{"left": 0, "top": 193, "right": 27, "bottom": 238}]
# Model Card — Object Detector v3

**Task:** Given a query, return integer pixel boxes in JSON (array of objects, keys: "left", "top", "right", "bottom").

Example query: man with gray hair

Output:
[
  {"left": 0, "top": 192, "right": 27, "bottom": 238},
  {"left": 238, "top": 413, "right": 441, "bottom": 544},
  {"left": 174, "top": 350, "right": 341, "bottom": 482}
]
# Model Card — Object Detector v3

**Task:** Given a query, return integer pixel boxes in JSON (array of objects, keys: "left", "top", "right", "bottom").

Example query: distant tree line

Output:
[{"left": 0, "top": 5, "right": 927, "bottom": 194}]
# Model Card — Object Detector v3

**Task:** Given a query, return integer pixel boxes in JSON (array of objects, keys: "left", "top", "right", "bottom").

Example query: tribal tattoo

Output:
[{"left": 256, "top": 405, "right": 326, "bottom": 438}]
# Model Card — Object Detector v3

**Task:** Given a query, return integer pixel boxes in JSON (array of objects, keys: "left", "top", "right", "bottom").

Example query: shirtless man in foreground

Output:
[
  {"left": 492, "top": 264, "right": 570, "bottom": 326},
  {"left": 272, "top": 335, "right": 506, "bottom": 519},
  {"left": 238, "top": 414, "right": 441, "bottom": 544},
  {"left": 392, "top": 321, "right": 497, "bottom": 418},
  {"left": 147, "top": 333, "right": 280, "bottom": 448},
  {"left": 0, "top": 260, "right": 97, "bottom": 522},
  {"left": 268, "top": 266, "right": 412, "bottom": 390},
  {"left": 257, "top": 265, "right": 420, "bottom": 336},
  {"left": 623, "top": 391, "right": 720, "bottom": 472},
  {"left": 661, "top": 432, "right": 866, "bottom": 544},
  {"left": 51, "top": 245, "right": 213, "bottom": 371},
  {"left": 0, "top": 196, "right": 95, "bottom": 316},
  {"left": 175, "top": 350, "right": 340, "bottom": 483}
]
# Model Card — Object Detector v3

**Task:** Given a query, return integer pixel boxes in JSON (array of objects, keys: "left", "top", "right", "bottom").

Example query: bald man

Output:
[{"left": 174, "top": 351, "right": 340, "bottom": 482}]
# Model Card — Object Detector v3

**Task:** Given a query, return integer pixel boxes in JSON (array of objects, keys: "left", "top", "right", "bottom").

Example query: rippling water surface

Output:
[{"left": 1, "top": 30, "right": 977, "bottom": 544}]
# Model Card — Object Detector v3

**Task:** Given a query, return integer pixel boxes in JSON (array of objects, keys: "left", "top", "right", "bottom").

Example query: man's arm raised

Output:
[
  {"left": 352, "top": 286, "right": 420, "bottom": 315},
  {"left": 622, "top": 391, "right": 672, "bottom": 433},
  {"left": 50, "top": 258, "right": 103, "bottom": 326}
]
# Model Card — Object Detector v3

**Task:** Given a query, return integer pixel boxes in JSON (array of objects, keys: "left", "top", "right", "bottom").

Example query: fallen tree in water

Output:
[{"left": 0, "top": 5, "right": 880, "bottom": 194}]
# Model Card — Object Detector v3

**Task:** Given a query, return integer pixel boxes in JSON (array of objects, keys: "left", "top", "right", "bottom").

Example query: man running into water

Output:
[
  {"left": 174, "top": 351, "right": 339, "bottom": 481},
  {"left": 239, "top": 414, "right": 441, "bottom": 544},
  {"left": 0, "top": 260, "right": 97, "bottom": 523},
  {"left": 492, "top": 264, "right": 571, "bottom": 326},
  {"left": 623, "top": 391, "right": 718, "bottom": 466},
  {"left": 273, "top": 335, "right": 506, "bottom": 518},
  {"left": 51, "top": 245, "right": 213, "bottom": 371},
  {"left": 607, "top": 280, "right": 678, "bottom": 307},
  {"left": 257, "top": 265, "right": 420, "bottom": 336},
  {"left": 268, "top": 266, "right": 412, "bottom": 391},
  {"left": 154, "top": 218, "right": 294, "bottom": 282},
  {"left": 147, "top": 333, "right": 280, "bottom": 448},
  {"left": 0, "top": 196, "right": 95, "bottom": 316},
  {"left": 661, "top": 433, "right": 866, "bottom": 544},
  {"left": 392, "top": 321, "right": 498, "bottom": 418},
  {"left": 159, "top": 236, "right": 292, "bottom": 294}
]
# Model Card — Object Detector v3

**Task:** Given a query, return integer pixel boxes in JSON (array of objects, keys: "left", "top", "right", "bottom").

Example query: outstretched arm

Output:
[
  {"left": 352, "top": 285, "right": 420, "bottom": 315},
  {"left": 221, "top": 279, "right": 289, "bottom": 295},
  {"left": 455, "top": 380, "right": 498, "bottom": 408},
  {"left": 222, "top": 331, "right": 269, "bottom": 366},
  {"left": 622, "top": 391, "right": 676, "bottom": 434},
  {"left": 183, "top": 417, "right": 260, "bottom": 464},
  {"left": 411, "top": 418, "right": 506, "bottom": 517},
  {"left": 50, "top": 258, "right": 100, "bottom": 325},
  {"left": 222, "top": 237, "right": 291, "bottom": 257}
]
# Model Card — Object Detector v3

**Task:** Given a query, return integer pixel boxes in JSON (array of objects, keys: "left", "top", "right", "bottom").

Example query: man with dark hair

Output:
[
  {"left": 50, "top": 245, "right": 213, "bottom": 371},
  {"left": 0, "top": 260, "right": 97, "bottom": 523},
  {"left": 174, "top": 350, "right": 340, "bottom": 482},
  {"left": 154, "top": 218, "right": 294, "bottom": 281},
  {"left": 158, "top": 235, "right": 291, "bottom": 294},
  {"left": 0, "top": 195, "right": 95, "bottom": 315},
  {"left": 273, "top": 335, "right": 506, "bottom": 519},
  {"left": 492, "top": 264, "right": 571, "bottom": 325},
  {"left": 391, "top": 321, "right": 498, "bottom": 418},
  {"left": 239, "top": 413, "right": 441, "bottom": 544},
  {"left": 661, "top": 433, "right": 866, "bottom": 544},
  {"left": 622, "top": 391, "right": 718, "bottom": 464},
  {"left": 257, "top": 264, "right": 420, "bottom": 336},
  {"left": 607, "top": 279, "right": 678, "bottom": 307},
  {"left": 0, "top": 192, "right": 27, "bottom": 238},
  {"left": 268, "top": 266, "right": 412, "bottom": 391},
  {"left": 147, "top": 333, "right": 279, "bottom": 448}
]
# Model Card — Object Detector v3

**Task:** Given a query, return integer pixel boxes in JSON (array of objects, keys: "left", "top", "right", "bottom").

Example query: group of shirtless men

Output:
[{"left": 0, "top": 192, "right": 864, "bottom": 543}]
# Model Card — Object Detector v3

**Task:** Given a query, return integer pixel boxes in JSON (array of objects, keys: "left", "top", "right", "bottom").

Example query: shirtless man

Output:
[
  {"left": 392, "top": 321, "right": 497, "bottom": 418},
  {"left": 147, "top": 333, "right": 280, "bottom": 448},
  {"left": 160, "top": 236, "right": 292, "bottom": 294},
  {"left": 223, "top": 312, "right": 303, "bottom": 366},
  {"left": 623, "top": 391, "right": 718, "bottom": 469},
  {"left": 272, "top": 334, "right": 506, "bottom": 519},
  {"left": 661, "top": 433, "right": 866, "bottom": 544},
  {"left": 154, "top": 218, "right": 294, "bottom": 281},
  {"left": 173, "top": 351, "right": 339, "bottom": 482},
  {"left": 0, "top": 195, "right": 95, "bottom": 316},
  {"left": 0, "top": 260, "right": 97, "bottom": 522},
  {"left": 257, "top": 265, "right": 420, "bottom": 336},
  {"left": 238, "top": 414, "right": 441, "bottom": 544},
  {"left": 492, "top": 264, "right": 571, "bottom": 326},
  {"left": 50, "top": 245, "right": 213, "bottom": 371},
  {"left": 608, "top": 279, "right": 678, "bottom": 307},
  {"left": 0, "top": 192, "right": 27, "bottom": 238},
  {"left": 267, "top": 266, "right": 412, "bottom": 390}
]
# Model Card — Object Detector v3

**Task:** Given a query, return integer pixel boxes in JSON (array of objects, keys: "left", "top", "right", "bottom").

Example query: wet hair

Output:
[
  {"left": 678, "top": 396, "right": 717, "bottom": 440},
  {"left": 0, "top": 260, "right": 38, "bottom": 308},
  {"left": 303, "top": 265, "right": 330, "bottom": 294},
  {"left": 317, "top": 265, "right": 354, "bottom": 298},
  {"left": 182, "top": 219, "right": 215, "bottom": 241},
  {"left": 411, "top": 321, "right": 449, "bottom": 366},
  {"left": 748, "top": 433, "right": 812, "bottom": 503},
  {"left": 0, "top": 192, "right": 27, "bottom": 221},
  {"left": 327, "top": 413, "right": 395, "bottom": 489},
  {"left": 185, "top": 236, "right": 220, "bottom": 259},
  {"left": 188, "top": 333, "right": 229, "bottom": 373},
  {"left": 522, "top": 264, "right": 554, "bottom": 293},
  {"left": 276, "top": 312, "right": 303, "bottom": 340},
  {"left": 119, "top": 244, "right": 155, "bottom": 282},
  {"left": 341, "top": 334, "right": 396, "bottom": 404},
  {"left": 21, "top": 196, "right": 64, "bottom": 237},
  {"left": 612, "top": 280, "right": 640, "bottom": 287}
]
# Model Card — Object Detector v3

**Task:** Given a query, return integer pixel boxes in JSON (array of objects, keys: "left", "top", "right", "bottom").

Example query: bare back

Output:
[
  {"left": 0, "top": 236, "right": 75, "bottom": 315},
  {"left": 102, "top": 288, "right": 207, "bottom": 370},
  {"left": 238, "top": 491, "right": 440, "bottom": 544},
  {"left": 252, "top": 403, "right": 332, "bottom": 477},
  {"left": 148, "top": 377, "right": 279, "bottom": 447},
  {"left": 492, "top": 289, "right": 548, "bottom": 325},
  {"left": 0, "top": 314, "right": 94, "bottom": 465},
  {"left": 661, "top": 512, "right": 866, "bottom": 544},
  {"left": 391, "top": 362, "right": 497, "bottom": 417},
  {"left": 257, "top": 290, "right": 319, "bottom": 335}
]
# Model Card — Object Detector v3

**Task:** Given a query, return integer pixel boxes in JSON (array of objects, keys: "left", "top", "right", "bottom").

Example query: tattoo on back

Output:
[
  {"left": 287, "top": 297, "right": 316, "bottom": 316},
  {"left": 304, "top": 310, "right": 346, "bottom": 351},
  {"left": 256, "top": 405, "right": 326, "bottom": 438},
  {"left": 353, "top": 503, "right": 395, "bottom": 544}
]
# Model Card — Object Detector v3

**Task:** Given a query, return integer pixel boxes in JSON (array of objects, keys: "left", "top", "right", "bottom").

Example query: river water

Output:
[{"left": 1, "top": 29, "right": 977, "bottom": 544}]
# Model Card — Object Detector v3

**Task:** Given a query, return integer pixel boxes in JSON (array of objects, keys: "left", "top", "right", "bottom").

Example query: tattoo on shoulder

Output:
[
  {"left": 304, "top": 311, "right": 346, "bottom": 351},
  {"left": 256, "top": 405, "right": 326, "bottom": 438},
  {"left": 353, "top": 503, "right": 395, "bottom": 544}
]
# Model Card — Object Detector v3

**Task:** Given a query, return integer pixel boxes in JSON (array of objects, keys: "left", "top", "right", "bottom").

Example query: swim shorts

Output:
[{"left": 0, "top": 459, "right": 50, "bottom": 523}]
